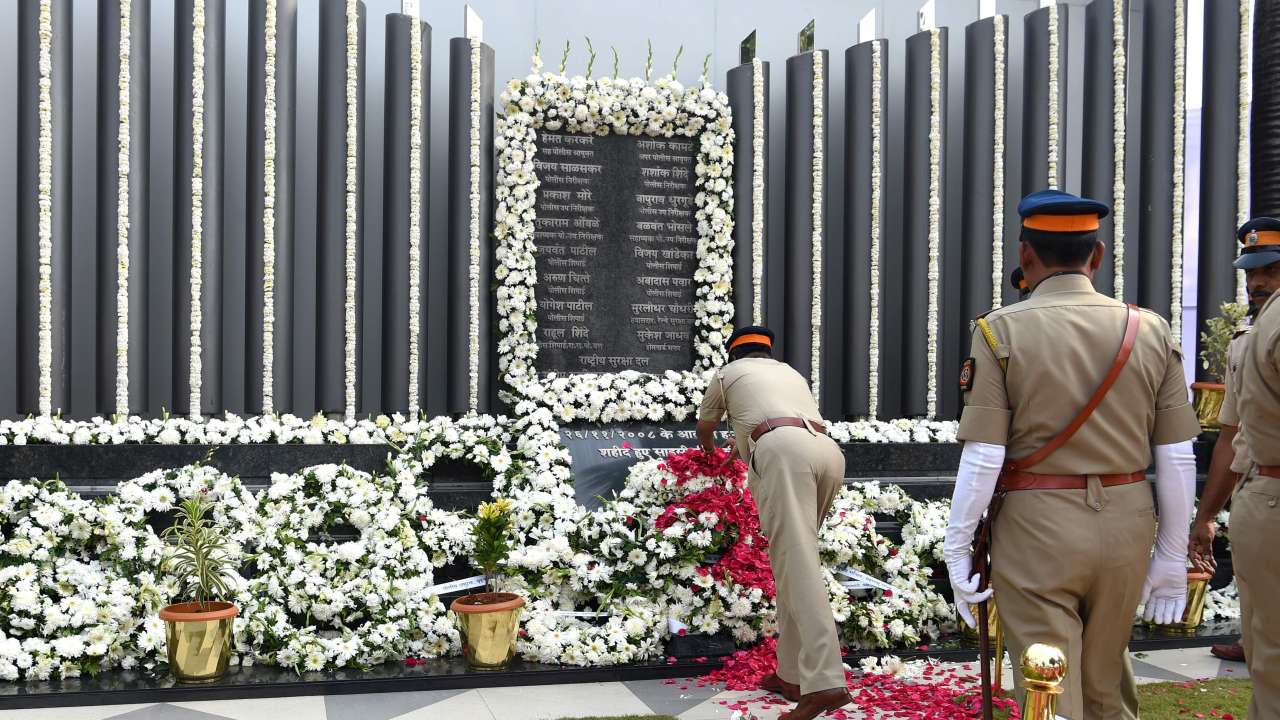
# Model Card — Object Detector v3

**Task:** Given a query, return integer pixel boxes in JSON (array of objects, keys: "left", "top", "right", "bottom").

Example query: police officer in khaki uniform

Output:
[
  {"left": 944, "top": 190, "right": 1201, "bottom": 719},
  {"left": 697, "top": 326, "right": 851, "bottom": 720},
  {"left": 1225, "top": 216, "right": 1280, "bottom": 719},
  {"left": 1187, "top": 219, "right": 1280, "bottom": 665}
]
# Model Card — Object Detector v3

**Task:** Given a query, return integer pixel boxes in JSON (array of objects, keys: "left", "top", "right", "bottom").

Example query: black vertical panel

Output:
[
  {"left": 901, "top": 30, "right": 946, "bottom": 418},
  {"left": 1082, "top": 0, "right": 1125, "bottom": 296},
  {"left": 244, "top": 0, "right": 266, "bottom": 412},
  {"left": 50, "top": 0, "right": 73, "bottom": 414},
  {"left": 1254, "top": 0, "right": 1280, "bottom": 215},
  {"left": 382, "top": 15, "right": 410, "bottom": 413},
  {"left": 782, "top": 50, "right": 825, "bottom": 385},
  {"left": 291, "top": 0, "right": 319, "bottom": 415},
  {"left": 14, "top": 1, "right": 40, "bottom": 414},
  {"left": 128, "top": 0, "right": 152, "bottom": 413},
  {"left": 146, "top": 0, "right": 177, "bottom": 415},
  {"left": 726, "top": 60, "right": 769, "bottom": 329},
  {"left": 843, "top": 41, "right": 884, "bottom": 419},
  {"left": 1022, "top": 6, "right": 1068, "bottom": 194},
  {"left": 315, "top": 0, "right": 344, "bottom": 414},
  {"left": 221, "top": 0, "right": 250, "bottom": 414},
  {"left": 173, "top": 0, "right": 195, "bottom": 415},
  {"left": 1121, "top": 1, "right": 1144, "bottom": 305},
  {"left": 202, "top": 0, "right": 226, "bottom": 414},
  {"left": 98, "top": 0, "right": 122, "bottom": 414},
  {"left": 0, "top": 1, "right": 22, "bottom": 417},
  {"left": 1137, "top": 0, "right": 1176, "bottom": 319},
  {"left": 273, "top": 0, "right": 297, "bottom": 412},
  {"left": 446, "top": 38, "right": 495, "bottom": 414},
  {"left": 959, "top": 19, "right": 1001, "bottom": 389},
  {"left": 1197, "top": 0, "right": 1243, "bottom": 378}
]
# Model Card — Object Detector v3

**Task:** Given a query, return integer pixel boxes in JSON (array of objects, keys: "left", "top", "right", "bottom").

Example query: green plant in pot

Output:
[
  {"left": 1193, "top": 302, "right": 1249, "bottom": 431},
  {"left": 451, "top": 497, "right": 524, "bottom": 670},
  {"left": 159, "top": 494, "right": 240, "bottom": 683}
]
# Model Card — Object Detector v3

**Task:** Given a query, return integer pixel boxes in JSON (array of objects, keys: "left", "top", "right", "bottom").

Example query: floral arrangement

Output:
[
  {"left": 160, "top": 494, "right": 238, "bottom": 607},
  {"left": 493, "top": 47, "right": 736, "bottom": 423},
  {"left": 1198, "top": 302, "right": 1248, "bottom": 383},
  {"left": 472, "top": 498, "right": 515, "bottom": 590}
]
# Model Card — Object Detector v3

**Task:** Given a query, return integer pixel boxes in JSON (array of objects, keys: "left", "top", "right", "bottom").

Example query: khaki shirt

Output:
[
  {"left": 957, "top": 274, "right": 1201, "bottom": 474},
  {"left": 1219, "top": 329, "right": 1255, "bottom": 474},
  {"left": 698, "top": 357, "right": 824, "bottom": 461},
  {"left": 1239, "top": 293, "right": 1280, "bottom": 466}
]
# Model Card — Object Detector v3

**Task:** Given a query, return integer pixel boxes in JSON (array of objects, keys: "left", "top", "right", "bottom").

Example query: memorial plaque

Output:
[
  {"left": 561, "top": 424, "right": 731, "bottom": 509},
  {"left": 533, "top": 131, "right": 701, "bottom": 374}
]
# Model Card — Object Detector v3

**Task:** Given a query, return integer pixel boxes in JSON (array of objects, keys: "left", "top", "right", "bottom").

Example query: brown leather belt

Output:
[
  {"left": 995, "top": 470, "right": 1146, "bottom": 492},
  {"left": 750, "top": 417, "right": 826, "bottom": 443},
  {"left": 1259, "top": 465, "right": 1280, "bottom": 479}
]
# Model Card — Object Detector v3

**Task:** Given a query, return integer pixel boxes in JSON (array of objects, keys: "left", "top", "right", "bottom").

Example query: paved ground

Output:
[{"left": 0, "top": 647, "right": 1247, "bottom": 720}]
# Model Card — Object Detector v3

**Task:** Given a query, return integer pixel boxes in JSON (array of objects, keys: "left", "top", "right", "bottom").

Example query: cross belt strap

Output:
[
  {"left": 750, "top": 417, "right": 827, "bottom": 443},
  {"left": 1002, "top": 304, "right": 1143, "bottom": 474},
  {"left": 1258, "top": 465, "right": 1280, "bottom": 479}
]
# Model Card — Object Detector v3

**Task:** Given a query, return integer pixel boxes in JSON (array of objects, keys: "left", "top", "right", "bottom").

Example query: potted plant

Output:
[
  {"left": 451, "top": 497, "right": 524, "bottom": 670},
  {"left": 1193, "top": 302, "right": 1248, "bottom": 431},
  {"left": 158, "top": 494, "right": 239, "bottom": 683}
]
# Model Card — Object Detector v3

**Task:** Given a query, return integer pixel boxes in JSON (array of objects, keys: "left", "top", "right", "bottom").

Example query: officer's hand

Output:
[
  {"left": 946, "top": 557, "right": 992, "bottom": 629},
  {"left": 1187, "top": 521, "right": 1217, "bottom": 573},
  {"left": 1140, "top": 556, "right": 1189, "bottom": 625},
  {"left": 719, "top": 438, "right": 736, "bottom": 466}
]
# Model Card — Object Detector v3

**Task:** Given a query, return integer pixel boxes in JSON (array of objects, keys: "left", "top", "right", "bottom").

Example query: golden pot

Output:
[
  {"left": 1157, "top": 571, "right": 1212, "bottom": 634},
  {"left": 160, "top": 601, "right": 237, "bottom": 683},
  {"left": 961, "top": 596, "right": 1001, "bottom": 644},
  {"left": 451, "top": 592, "right": 524, "bottom": 670},
  {"left": 1191, "top": 382, "right": 1226, "bottom": 432}
]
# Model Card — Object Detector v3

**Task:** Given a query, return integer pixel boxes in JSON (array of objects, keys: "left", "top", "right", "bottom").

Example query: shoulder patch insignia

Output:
[{"left": 959, "top": 357, "right": 976, "bottom": 392}]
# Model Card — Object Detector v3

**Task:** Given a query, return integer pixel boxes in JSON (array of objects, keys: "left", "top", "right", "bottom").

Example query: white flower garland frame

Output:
[
  {"left": 115, "top": 0, "right": 133, "bottom": 417},
  {"left": 261, "top": 0, "right": 279, "bottom": 414},
  {"left": 189, "top": 0, "right": 206, "bottom": 419},
  {"left": 1111, "top": 0, "right": 1128, "bottom": 299},
  {"left": 869, "top": 41, "right": 884, "bottom": 417},
  {"left": 36, "top": 0, "right": 54, "bottom": 417},
  {"left": 494, "top": 67, "right": 735, "bottom": 423}
]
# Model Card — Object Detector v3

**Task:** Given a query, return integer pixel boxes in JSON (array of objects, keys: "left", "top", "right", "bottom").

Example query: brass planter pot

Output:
[
  {"left": 1191, "top": 382, "right": 1226, "bottom": 432},
  {"left": 1157, "top": 571, "right": 1213, "bottom": 634},
  {"left": 159, "top": 601, "right": 237, "bottom": 683},
  {"left": 451, "top": 592, "right": 524, "bottom": 670}
]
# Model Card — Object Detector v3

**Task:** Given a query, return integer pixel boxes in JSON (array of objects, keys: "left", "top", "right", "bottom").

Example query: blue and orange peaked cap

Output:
[
  {"left": 1017, "top": 189, "right": 1110, "bottom": 233},
  {"left": 1234, "top": 217, "right": 1280, "bottom": 270},
  {"left": 727, "top": 325, "right": 774, "bottom": 355}
]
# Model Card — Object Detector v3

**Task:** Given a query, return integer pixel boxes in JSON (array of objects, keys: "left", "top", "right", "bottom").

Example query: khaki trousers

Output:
[
  {"left": 748, "top": 427, "right": 847, "bottom": 696},
  {"left": 1231, "top": 473, "right": 1280, "bottom": 720},
  {"left": 992, "top": 478, "right": 1155, "bottom": 720}
]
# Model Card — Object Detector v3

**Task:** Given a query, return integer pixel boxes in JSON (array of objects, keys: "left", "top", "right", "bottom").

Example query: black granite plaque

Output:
[
  {"left": 533, "top": 131, "right": 701, "bottom": 374},
  {"left": 562, "top": 423, "right": 730, "bottom": 509}
]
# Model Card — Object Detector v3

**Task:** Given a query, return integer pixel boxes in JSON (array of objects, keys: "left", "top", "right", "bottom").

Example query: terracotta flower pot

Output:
[
  {"left": 1190, "top": 382, "right": 1226, "bottom": 432},
  {"left": 159, "top": 601, "right": 238, "bottom": 683},
  {"left": 450, "top": 592, "right": 524, "bottom": 670}
]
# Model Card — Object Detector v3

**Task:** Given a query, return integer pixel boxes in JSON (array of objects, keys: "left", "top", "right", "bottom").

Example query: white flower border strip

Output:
[
  {"left": 468, "top": 38, "right": 482, "bottom": 412},
  {"left": 810, "top": 51, "right": 825, "bottom": 400},
  {"left": 991, "top": 17, "right": 1006, "bottom": 309},
  {"left": 1170, "top": 0, "right": 1186, "bottom": 340},
  {"left": 750, "top": 58, "right": 765, "bottom": 325},
  {"left": 494, "top": 69, "right": 735, "bottom": 423},
  {"left": 115, "top": 0, "right": 133, "bottom": 417},
  {"left": 261, "top": 0, "right": 278, "bottom": 414},
  {"left": 343, "top": 0, "right": 359, "bottom": 422},
  {"left": 407, "top": 20, "right": 425, "bottom": 415},
  {"left": 0, "top": 414, "right": 959, "bottom": 446},
  {"left": 189, "top": 0, "right": 206, "bottom": 419},
  {"left": 37, "top": 0, "right": 54, "bottom": 416},
  {"left": 1046, "top": 2, "right": 1061, "bottom": 189},
  {"left": 925, "top": 30, "right": 943, "bottom": 419},
  {"left": 1236, "top": 0, "right": 1251, "bottom": 305},
  {"left": 1111, "top": 0, "right": 1128, "bottom": 299},
  {"left": 868, "top": 41, "right": 884, "bottom": 417}
]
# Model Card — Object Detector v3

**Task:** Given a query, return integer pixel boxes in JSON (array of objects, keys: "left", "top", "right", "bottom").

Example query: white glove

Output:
[
  {"left": 946, "top": 555, "right": 993, "bottom": 628},
  {"left": 1141, "top": 556, "right": 1188, "bottom": 625},
  {"left": 943, "top": 441, "right": 1005, "bottom": 628},
  {"left": 1140, "top": 441, "right": 1195, "bottom": 624}
]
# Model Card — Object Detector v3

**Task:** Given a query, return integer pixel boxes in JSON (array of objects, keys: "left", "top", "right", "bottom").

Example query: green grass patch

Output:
[{"left": 1138, "top": 678, "right": 1251, "bottom": 718}]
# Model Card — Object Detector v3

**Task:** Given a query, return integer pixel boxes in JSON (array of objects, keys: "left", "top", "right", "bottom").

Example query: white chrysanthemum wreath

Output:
[
  {"left": 0, "top": 479, "right": 173, "bottom": 681},
  {"left": 493, "top": 48, "right": 736, "bottom": 423},
  {"left": 237, "top": 464, "right": 466, "bottom": 671}
]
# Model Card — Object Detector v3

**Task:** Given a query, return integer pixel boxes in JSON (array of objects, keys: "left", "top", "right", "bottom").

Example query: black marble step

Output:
[{"left": 0, "top": 622, "right": 1238, "bottom": 710}]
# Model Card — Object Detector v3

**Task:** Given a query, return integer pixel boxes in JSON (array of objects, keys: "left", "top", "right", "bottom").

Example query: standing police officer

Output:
[
  {"left": 944, "top": 190, "right": 1201, "bottom": 719},
  {"left": 697, "top": 326, "right": 851, "bottom": 720},
  {"left": 1226, "top": 217, "right": 1280, "bottom": 718}
]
